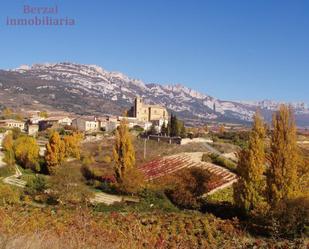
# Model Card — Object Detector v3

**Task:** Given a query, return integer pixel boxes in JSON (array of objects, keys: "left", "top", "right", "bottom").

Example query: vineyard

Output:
[{"left": 139, "top": 153, "right": 237, "bottom": 193}]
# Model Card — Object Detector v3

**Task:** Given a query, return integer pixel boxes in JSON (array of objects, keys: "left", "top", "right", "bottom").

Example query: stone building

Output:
[{"left": 129, "top": 97, "right": 168, "bottom": 122}]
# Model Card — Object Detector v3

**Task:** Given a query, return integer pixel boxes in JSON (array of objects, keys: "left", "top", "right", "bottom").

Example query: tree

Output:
[
  {"left": 148, "top": 123, "right": 157, "bottom": 135},
  {"left": 233, "top": 111, "right": 266, "bottom": 213},
  {"left": 219, "top": 124, "right": 225, "bottom": 134},
  {"left": 161, "top": 122, "right": 168, "bottom": 136},
  {"left": 2, "top": 107, "right": 12, "bottom": 119},
  {"left": 169, "top": 114, "right": 181, "bottom": 137},
  {"left": 180, "top": 121, "right": 186, "bottom": 138},
  {"left": 14, "top": 136, "right": 40, "bottom": 171},
  {"left": 45, "top": 131, "right": 66, "bottom": 174},
  {"left": 63, "top": 132, "right": 83, "bottom": 159},
  {"left": 266, "top": 105, "right": 301, "bottom": 207},
  {"left": 39, "top": 111, "right": 48, "bottom": 118},
  {"left": 2, "top": 133, "right": 15, "bottom": 166},
  {"left": 113, "top": 119, "right": 135, "bottom": 182}
]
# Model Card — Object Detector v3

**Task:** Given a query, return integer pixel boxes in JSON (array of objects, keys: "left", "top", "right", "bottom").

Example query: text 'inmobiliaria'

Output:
[{"left": 6, "top": 5, "right": 75, "bottom": 26}]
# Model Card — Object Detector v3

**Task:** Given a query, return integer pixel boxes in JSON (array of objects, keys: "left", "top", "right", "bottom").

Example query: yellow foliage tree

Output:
[
  {"left": 2, "top": 107, "right": 12, "bottom": 118},
  {"left": 14, "top": 136, "right": 40, "bottom": 171},
  {"left": 267, "top": 105, "right": 301, "bottom": 207},
  {"left": 2, "top": 133, "right": 15, "bottom": 166},
  {"left": 63, "top": 132, "right": 83, "bottom": 159},
  {"left": 219, "top": 124, "right": 225, "bottom": 134},
  {"left": 45, "top": 132, "right": 65, "bottom": 174},
  {"left": 113, "top": 119, "right": 135, "bottom": 182},
  {"left": 234, "top": 111, "right": 266, "bottom": 213},
  {"left": 39, "top": 111, "right": 48, "bottom": 118}
]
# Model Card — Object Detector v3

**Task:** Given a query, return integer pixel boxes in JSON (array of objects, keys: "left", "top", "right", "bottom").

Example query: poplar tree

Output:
[
  {"left": 2, "top": 133, "right": 15, "bottom": 167},
  {"left": 266, "top": 105, "right": 300, "bottom": 207},
  {"left": 113, "top": 119, "right": 136, "bottom": 182},
  {"left": 45, "top": 131, "right": 66, "bottom": 174},
  {"left": 234, "top": 111, "right": 266, "bottom": 213}
]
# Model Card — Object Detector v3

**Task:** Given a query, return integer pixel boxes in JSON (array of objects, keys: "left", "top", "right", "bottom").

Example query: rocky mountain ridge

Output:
[{"left": 0, "top": 62, "right": 307, "bottom": 126}]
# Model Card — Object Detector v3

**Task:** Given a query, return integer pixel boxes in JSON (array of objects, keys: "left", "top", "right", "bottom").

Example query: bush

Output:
[
  {"left": 165, "top": 167, "right": 213, "bottom": 209},
  {"left": 49, "top": 166, "right": 94, "bottom": 206},
  {"left": 102, "top": 155, "right": 111, "bottom": 164},
  {"left": 0, "top": 184, "right": 20, "bottom": 205},
  {"left": 115, "top": 168, "right": 145, "bottom": 195},
  {"left": 25, "top": 175, "right": 48, "bottom": 196},
  {"left": 259, "top": 197, "right": 309, "bottom": 238},
  {"left": 202, "top": 153, "right": 237, "bottom": 172},
  {"left": 0, "top": 166, "right": 15, "bottom": 177}
]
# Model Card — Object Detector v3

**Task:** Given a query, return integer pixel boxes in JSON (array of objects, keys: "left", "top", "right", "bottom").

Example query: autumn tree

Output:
[
  {"left": 266, "top": 105, "right": 301, "bottom": 207},
  {"left": 45, "top": 131, "right": 66, "bottom": 174},
  {"left": 39, "top": 111, "right": 48, "bottom": 118},
  {"left": 234, "top": 111, "right": 266, "bottom": 213},
  {"left": 219, "top": 124, "right": 225, "bottom": 134},
  {"left": 63, "top": 132, "right": 83, "bottom": 159},
  {"left": 113, "top": 119, "right": 136, "bottom": 183},
  {"left": 2, "top": 133, "right": 15, "bottom": 167},
  {"left": 13, "top": 136, "right": 40, "bottom": 171},
  {"left": 2, "top": 107, "right": 12, "bottom": 119}
]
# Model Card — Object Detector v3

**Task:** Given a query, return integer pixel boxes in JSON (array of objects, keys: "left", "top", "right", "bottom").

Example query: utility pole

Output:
[{"left": 143, "top": 138, "right": 147, "bottom": 159}]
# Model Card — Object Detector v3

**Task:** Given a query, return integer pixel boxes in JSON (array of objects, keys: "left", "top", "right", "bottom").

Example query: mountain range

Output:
[{"left": 0, "top": 62, "right": 308, "bottom": 127}]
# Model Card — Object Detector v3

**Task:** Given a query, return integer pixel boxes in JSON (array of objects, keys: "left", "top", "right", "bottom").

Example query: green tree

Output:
[
  {"left": 45, "top": 131, "right": 66, "bottom": 174},
  {"left": 180, "top": 121, "right": 186, "bottom": 138},
  {"left": 233, "top": 111, "right": 266, "bottom": 213},
  {"left": 113, "top": 119, "right": 136, "bottom": 182},
  {"left": 169, "top": 114, "right": 182, "bottom": 137},
  {"left": 266, "top": 105, "right": 301, "bottom": 207},
  {"left": 14, "top": 136, "right": 40, "bottom": 171},
  {"left": 161, "top": 122, "right": 168, "bottom": 136}
]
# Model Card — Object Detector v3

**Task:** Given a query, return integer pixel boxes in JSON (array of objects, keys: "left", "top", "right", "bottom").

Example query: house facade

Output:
[
  {"left": 0, "top": 119, "right": 25, "bottom": 130},
  {"left": 71, "top": 117, "right": 100, "bottom": 132}
]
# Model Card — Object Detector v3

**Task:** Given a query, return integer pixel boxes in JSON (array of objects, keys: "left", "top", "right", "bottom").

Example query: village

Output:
[
  {"left": 0, "top": 96, "right": 247, "bottom": 141},
  {"left": 0, "top": 97, "right": 307, "bottom": 248}
]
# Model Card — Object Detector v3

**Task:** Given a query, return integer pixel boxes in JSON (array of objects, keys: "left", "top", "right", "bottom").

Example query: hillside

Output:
[{"left": 0, "top": 62, "right": 308, "bottom": 126}]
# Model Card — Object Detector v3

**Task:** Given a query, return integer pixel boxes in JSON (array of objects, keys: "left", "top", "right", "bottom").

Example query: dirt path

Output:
[{"left": 3, "top": 166, "right": 26, "bottom": 188}]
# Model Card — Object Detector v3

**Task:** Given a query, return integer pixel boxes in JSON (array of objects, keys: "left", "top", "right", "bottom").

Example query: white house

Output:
[
  {"left": 71, "top": 117, "right": 100, "bottom": 132},
  {"left": 0, "top": 119, "right": 25, "bottom": 130}
]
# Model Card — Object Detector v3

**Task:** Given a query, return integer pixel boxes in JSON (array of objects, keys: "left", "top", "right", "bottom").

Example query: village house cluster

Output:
[{"left": 0, "top": 97, "right": 169, "bottom": 136}]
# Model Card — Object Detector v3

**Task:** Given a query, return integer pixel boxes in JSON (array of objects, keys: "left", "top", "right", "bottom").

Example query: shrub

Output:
[
  {"left": 25, "top": 175, "right": 48, "bottom": 196},
  {"left": 165, "top": 167, "right": 213, "bottom": 209},
  {"left": 262, "top": 197, "right": 308, "bottom": 238},
  {"left": 205, "top": 153, "right": 237, "bottom": 172},
  {"left": 115, "top": 168, "right": 145, "bottom": 195},
  {"left": 0, "top": 184, "right": 20, "bottom": 205},
  {"left": 102, "top": 155, "right": 111, "bottom": 164},
  {"left": 49, "top": 166, "right": 94, "bottom": 206},
  {"left": 81, "top": 154, "right": 95, "bottom": 166},
  {"left": 0, "top": 166, "right": 15, "bottom": 177}
]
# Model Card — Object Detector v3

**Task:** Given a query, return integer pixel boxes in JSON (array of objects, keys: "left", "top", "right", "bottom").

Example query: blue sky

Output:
[{"left": 0, "top": 0, "right": 308, "bottom": 103}]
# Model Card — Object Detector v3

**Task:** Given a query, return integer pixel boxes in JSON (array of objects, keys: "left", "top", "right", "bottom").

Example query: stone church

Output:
[{"left": 129, "top": 97, "right": 168, "bottom": 122}]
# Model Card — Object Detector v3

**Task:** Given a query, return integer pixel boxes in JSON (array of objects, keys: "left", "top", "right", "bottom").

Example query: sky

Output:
[{"left": 0, "top": 0, "right": 308, "bottom": 103}]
